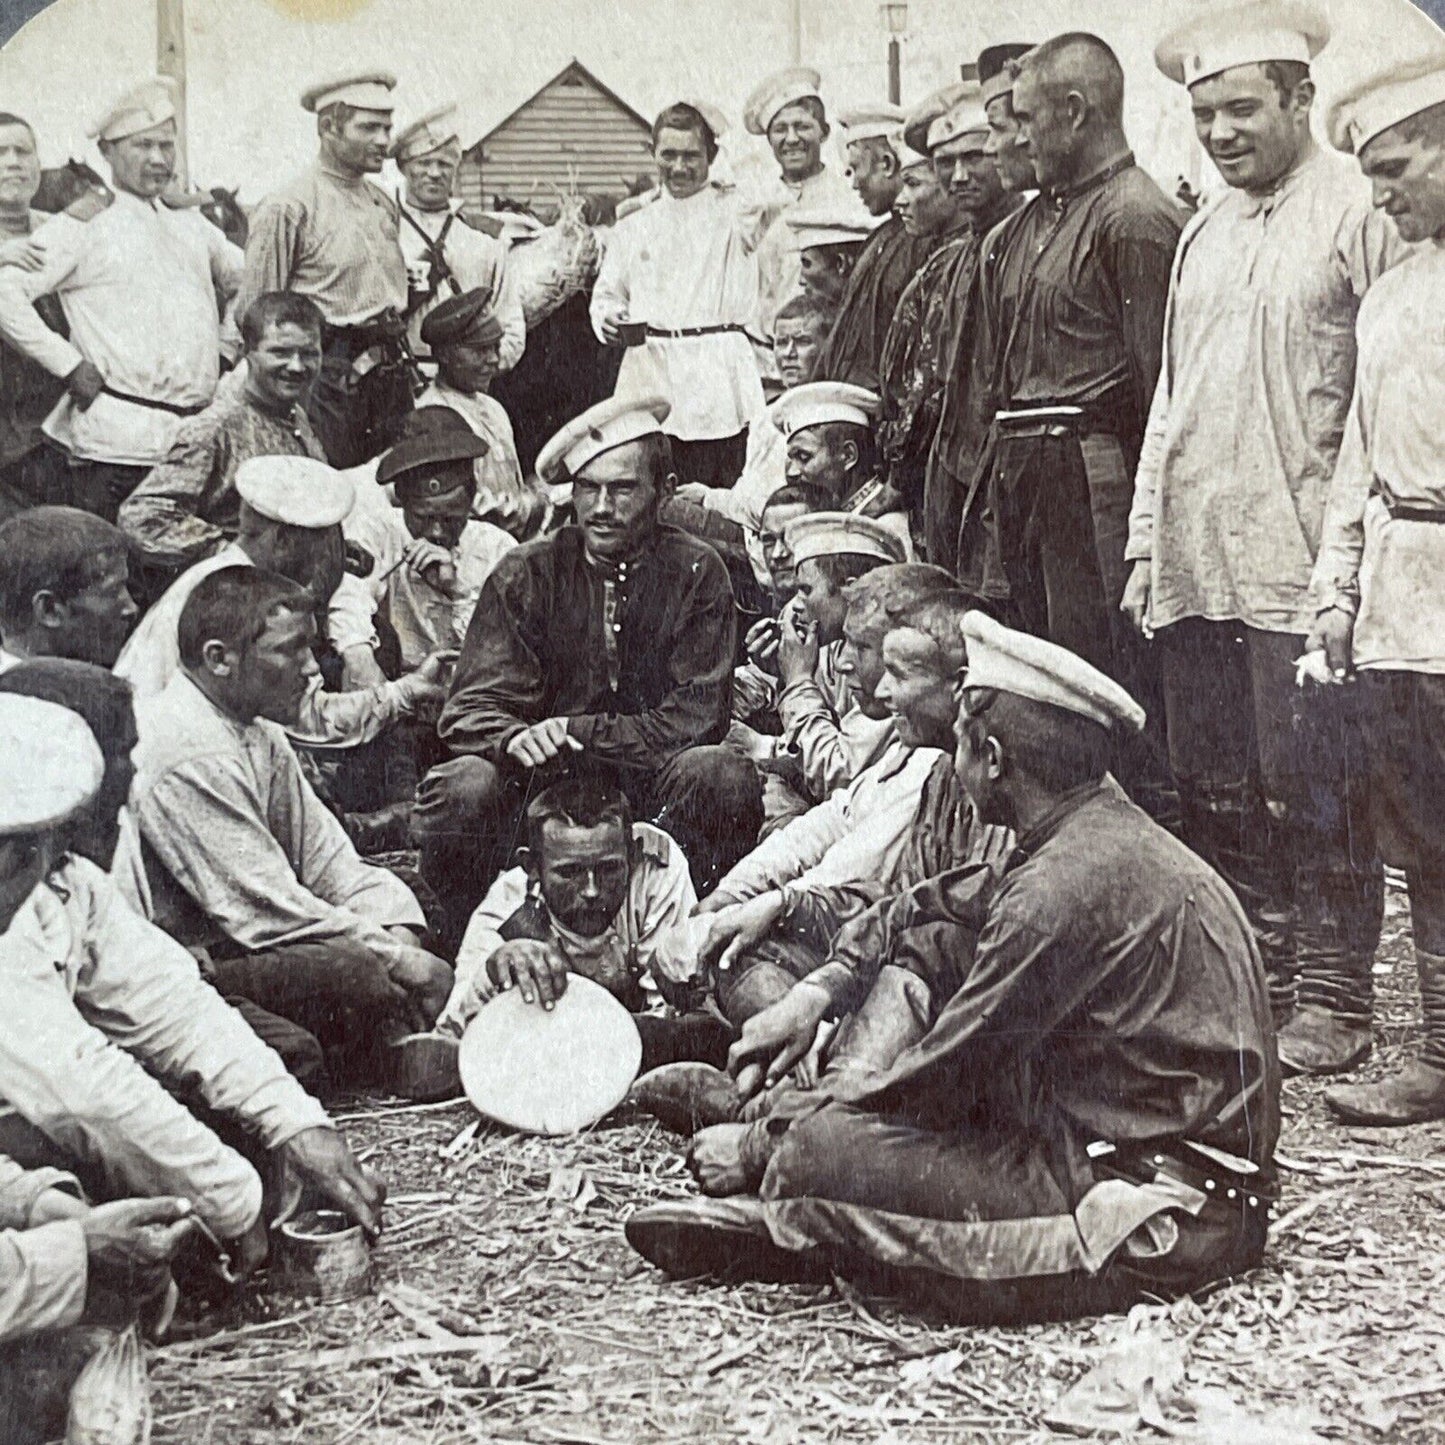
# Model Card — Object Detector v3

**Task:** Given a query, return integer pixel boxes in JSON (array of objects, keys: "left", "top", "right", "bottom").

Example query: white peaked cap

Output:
[
  {"left": 962, "top": 611, "right": 1147, "bottom": 732},
  {"left": 535, "top": 394, "right": 672, "bottom": 485},
  {"left": 1154, "top": 1, "right": 1329, "bottom": 89},
  {"left": 89, "top": 77, "right": 177, "bottom": 142},
  {"left": 744, "top": 66, "right": 824, "bottom": 135},
  {"left": 235, "top": 456, "right": 355, "bottom": 529},
  {"left": 1327, "top": 50, "right": 1445, "bottom": 155},
  {"left": 784, "top": 511, "right": 906, "bottom": 565},
  {"left": 770, "top": 381, "right": 882, "bottom": 437},
  {"left": 0, "top": 695, "right": 103, "bottom": 835}
]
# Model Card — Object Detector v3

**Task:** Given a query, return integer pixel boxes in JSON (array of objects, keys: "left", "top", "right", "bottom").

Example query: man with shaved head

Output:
[{"left": 955, "top": 33, "right": 1182, "bottom": 818}]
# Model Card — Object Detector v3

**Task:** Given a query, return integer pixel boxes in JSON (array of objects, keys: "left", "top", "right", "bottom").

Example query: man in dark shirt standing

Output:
[
  {"left": 815, "top": 106, "right": 934, "bottom": 392},
  {"left": 415, "top": 395, "right": 763, "bottom": 944},
  {"left": 959, "top": 35, "right": 1181, "bottom": 811}
]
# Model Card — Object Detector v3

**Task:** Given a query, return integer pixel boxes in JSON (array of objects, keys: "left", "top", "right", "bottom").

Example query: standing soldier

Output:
[
  {"left": 922, "top": 43, "right": 1034, "bottom": 575},
  {"left": 240, "top": 71, "right": 413, "bottom": 467},
  {"left": 742, "top": 68, "right": 860, "bottom": 358},
  {"left": 390, "top": 103, "right": 525, "bottom": 376},
  {"left": 815, "top": 104, "right": 934, "bottom": 390},
  {"left": 1125, "top": 2, "right": 1399, "bottom": 1060},
  {"left": 0, "top": 80, "right": 243, "bottom": 521},
  {"left": 1308, "top": 55, "right": 1445, "bottom": 1125}
]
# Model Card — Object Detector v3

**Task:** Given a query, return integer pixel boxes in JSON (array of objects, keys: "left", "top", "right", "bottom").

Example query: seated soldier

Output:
[
  {"left": 415, "top": 395, "right": 763, "bottom": 947},
  {"left": 414, "top": 288, "right": 545, "bottom": 541},
  {"left": 729, "top": 514, "right": 904, "bottom": 823},
  {"left": 635, "top": 583, "right": 1004, "bottom": 1114},
  {"left": 115, "top": 454, "right": 450, "bottom": 750},
  {"left": 398, "top": 779, "right": 730, "bottom": 1099},
  {"left": 0, "top": 506, "right": 138, "bottom": 670},
  {"left": 676, "top": 292, "right": 839, "bottom": 589},
  {"left": 126, "top": 567, "right": 454, "bottom": 1079},
  {"left": 0, "top": 692, "right": 383, "bottom": 1280},
  {"left": 772, "top": 381, "right": 912, "bottom": 558},
  {"left": 117, "top": 292, "right": 328, "bottom": 577},
  {"left": 627, "top": 615, "right": 1279, "bottom": 1324},
  {"left": 785, "top": 208, "right": 877, "bottom": 310},
  {"left": 346, "top": 408, "right": 515, "bottom": 674}
]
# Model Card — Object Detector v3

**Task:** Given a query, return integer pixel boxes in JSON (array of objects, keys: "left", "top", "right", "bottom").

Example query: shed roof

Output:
[{"left": 465, "top": 58, "right": 652, "bottom": 153}]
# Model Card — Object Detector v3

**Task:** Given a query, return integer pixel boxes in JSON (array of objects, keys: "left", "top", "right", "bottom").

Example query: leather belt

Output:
[
  {"left": 100, "top": 385, "right": 206, "bottom": 418},
  {"left": 995, "top": 404, "right": 1086, "bottom": 440},
  {"left": 1103, "top": 1141, "right": 1277, "bottom": 1210},
  {"left": 1371, "top": 479, "right": 1445, "bottom": 525},
  {"left": 646, "top": 322, "right": 769, "bottom": 347}
]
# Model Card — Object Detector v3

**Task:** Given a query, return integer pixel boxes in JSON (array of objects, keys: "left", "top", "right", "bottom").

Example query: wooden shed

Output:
[{"left": 457, "top": 60, "right": 655, "bottom": 220}]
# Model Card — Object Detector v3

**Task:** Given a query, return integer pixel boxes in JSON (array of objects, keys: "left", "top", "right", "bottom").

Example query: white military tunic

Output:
[{"left": 591, "top": 186, "right": 765, "bottom": 442}]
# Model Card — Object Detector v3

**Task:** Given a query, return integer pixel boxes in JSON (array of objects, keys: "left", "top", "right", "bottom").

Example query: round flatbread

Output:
[{"left": 458, "top": 975, "right": 643, "bottom": 1136}]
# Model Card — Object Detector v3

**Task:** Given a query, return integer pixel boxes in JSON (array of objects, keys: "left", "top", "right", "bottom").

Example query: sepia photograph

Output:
[{"left": 0, "top": 0, "right": 1442, "bottom": 1438}]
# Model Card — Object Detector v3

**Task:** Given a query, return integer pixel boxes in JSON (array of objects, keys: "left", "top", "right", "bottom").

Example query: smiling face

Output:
[
  {"left": 655, "top": 124, "right": 711, "bottom": 200},
  {"left": 874, "top": 625, "right": 958, "bottom": 749},
  {"left": 935, "top": 143, "right": 1005, "bottom": 222},
  {"left": 1190, "top": 64, "right": 1311, "bottom": 195},
  {"left": 0, "top": 122, "right": 39, "bottom": 212},
  {"left": 571, "top": 439, "right": 668, "bottom": 562},
  {"left": 101, "top": 119, "right": 177, "bottom": 199},
  {"left": 530, "top": 817, "right": 633, "bottom": 938},
  {"left": 835, "top": 605, "right": 889, "bottom": 719},
  {"left": 1360, "top": 122, "right": 1445, "bottom": 244},
  {"left": 401, "top": 145, "right": 461, "bottom": 210},
  {"left": 767, "top": 100, "right": 827, "bottom": 182},
  {"left": 247, "top": 320, "right": 322, "bottom": 412},
  {"left": 436, "top": 336, "right": 502, "bottom": 394}
]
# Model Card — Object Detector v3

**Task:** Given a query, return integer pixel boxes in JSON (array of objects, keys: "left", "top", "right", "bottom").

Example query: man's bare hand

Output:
[
  {"left": 506, "top": 716, "right": 582, "bottom": 769},
  {"left": 597, "top": 308, "right": 627, "bottom": 345},
  {"left": 0, "top": 236, "right": 46, "bottom": 272},
  {"left": 81, "top": 1198, "right": 195, "bottom": 1299},
  {"left": 702, "top": 884, "right": 786, "bottom": 976},
  {"left": 1121, "top": 559, "right": 1153, "bottom": 638},
  {"left": 487, "top": 938, "right": 570, "bottom": 1010},
  {"left": 726, "top": 720, "right": 775, "bottom": 765},
  {"left": 66, "top": 359, "right": 104, "bottom": 410},
  {"left": 686, "top": 1123, "right": 754, "bottom": 1197},
  {"left": 277, "top": 1126, "right": 387, "bottom": 1237},
  {"left": 403, "top": 539, "right": 458, "bottom": 595},
  {"left": 727, "top": 982, "right": 831, "bottom": 1099},
  {"left": 692, "top": 891, "right": 738, "bottom": 918},
  {"left": 386, "top": 947, "right": 453, "bottom": 1031},
  {"left": 745, "top": 617, "right": 782, "bottom": 675},
  {"left": 1306, "top": 608, "right": 1356, "bottom": 683},
  {"left": 776, "top": 606, "right": 819, "bottom": 687}
]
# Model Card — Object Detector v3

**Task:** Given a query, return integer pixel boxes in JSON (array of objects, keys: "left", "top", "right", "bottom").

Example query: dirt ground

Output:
[{"left": 147, "top": 879, "right": 1445, "bottom": 1443}]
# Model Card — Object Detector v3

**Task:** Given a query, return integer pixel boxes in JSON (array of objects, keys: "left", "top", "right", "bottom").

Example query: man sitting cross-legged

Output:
[
  {"left": 0, "top": 692, "right": 383, "bottom": 1281},
  {"left": 416, "top": 394, "right": 763, "bottom": 948},
  {"left": 632, "top": 583, "right": 1007, "bottom": 1130},
  {"left": 126, "top": 567, "right": 453, "bottom": 1081},
  {"left": 627, "top": 614, "right": 1279, "bottom": 1325},
  {"left": 397, "top": 778, "right": 732, "bottom": 1100}
]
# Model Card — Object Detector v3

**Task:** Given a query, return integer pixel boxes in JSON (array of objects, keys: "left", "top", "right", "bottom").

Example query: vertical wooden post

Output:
[{"left": 157, "top": 0, "right": 188, "bottom": 187}]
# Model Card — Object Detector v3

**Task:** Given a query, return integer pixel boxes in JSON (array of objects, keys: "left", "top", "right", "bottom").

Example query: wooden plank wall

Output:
[{"left": 457, "top": 65, "right": 655, "bottom": 220}]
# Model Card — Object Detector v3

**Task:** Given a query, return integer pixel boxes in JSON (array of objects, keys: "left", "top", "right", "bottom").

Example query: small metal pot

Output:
[{"left": 276, "top": 1209, "right": 373, "bottom": 1304}]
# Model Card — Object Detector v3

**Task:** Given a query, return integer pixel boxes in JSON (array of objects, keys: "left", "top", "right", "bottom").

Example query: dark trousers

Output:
[
  {"left": 756, "top": 1099, "right": 1268, "bottom": 1325},
  {"left": 207, "top": 938, "right": 406, "bottom": 1080},
  {"left": 414, "top": 746, "right": 763, "bottom": 951},
  {"left": 1158, "top": 620, "right": 1382, "bottom": 1016},
  {"left": 922, "top": 452, "right": 967, "bottom": 575},
  {"left": 670, "top": 430, "right": 749, "bottom": 490},
  {"left": 992, "top": 423, "right": 1174, "bottom": 822},
  {"left": 307, "top": 329, "right": 415, "bottom": 468},
  {"left": 43, "top": 451, "right": 149, "bottom": 523},
  {"left": 0, "top": 446, "right": 65, "bottom": 522}
]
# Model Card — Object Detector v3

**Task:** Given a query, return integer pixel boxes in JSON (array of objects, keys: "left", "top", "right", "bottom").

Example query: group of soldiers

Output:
[{"left": 0, "top": 0, "right": 1441, "bottom": 1399}]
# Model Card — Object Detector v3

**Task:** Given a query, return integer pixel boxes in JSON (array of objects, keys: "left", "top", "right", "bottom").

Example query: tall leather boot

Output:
[
  {"left": 1277, "top": 855, "right": 1383, "bottom": 1075},
  {"left": 1326, "top": 948, "right": 1445, "bottom": 1125},
  {"left": 1180, "top": 783, "right": 1296, "bottom": 1024}
]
